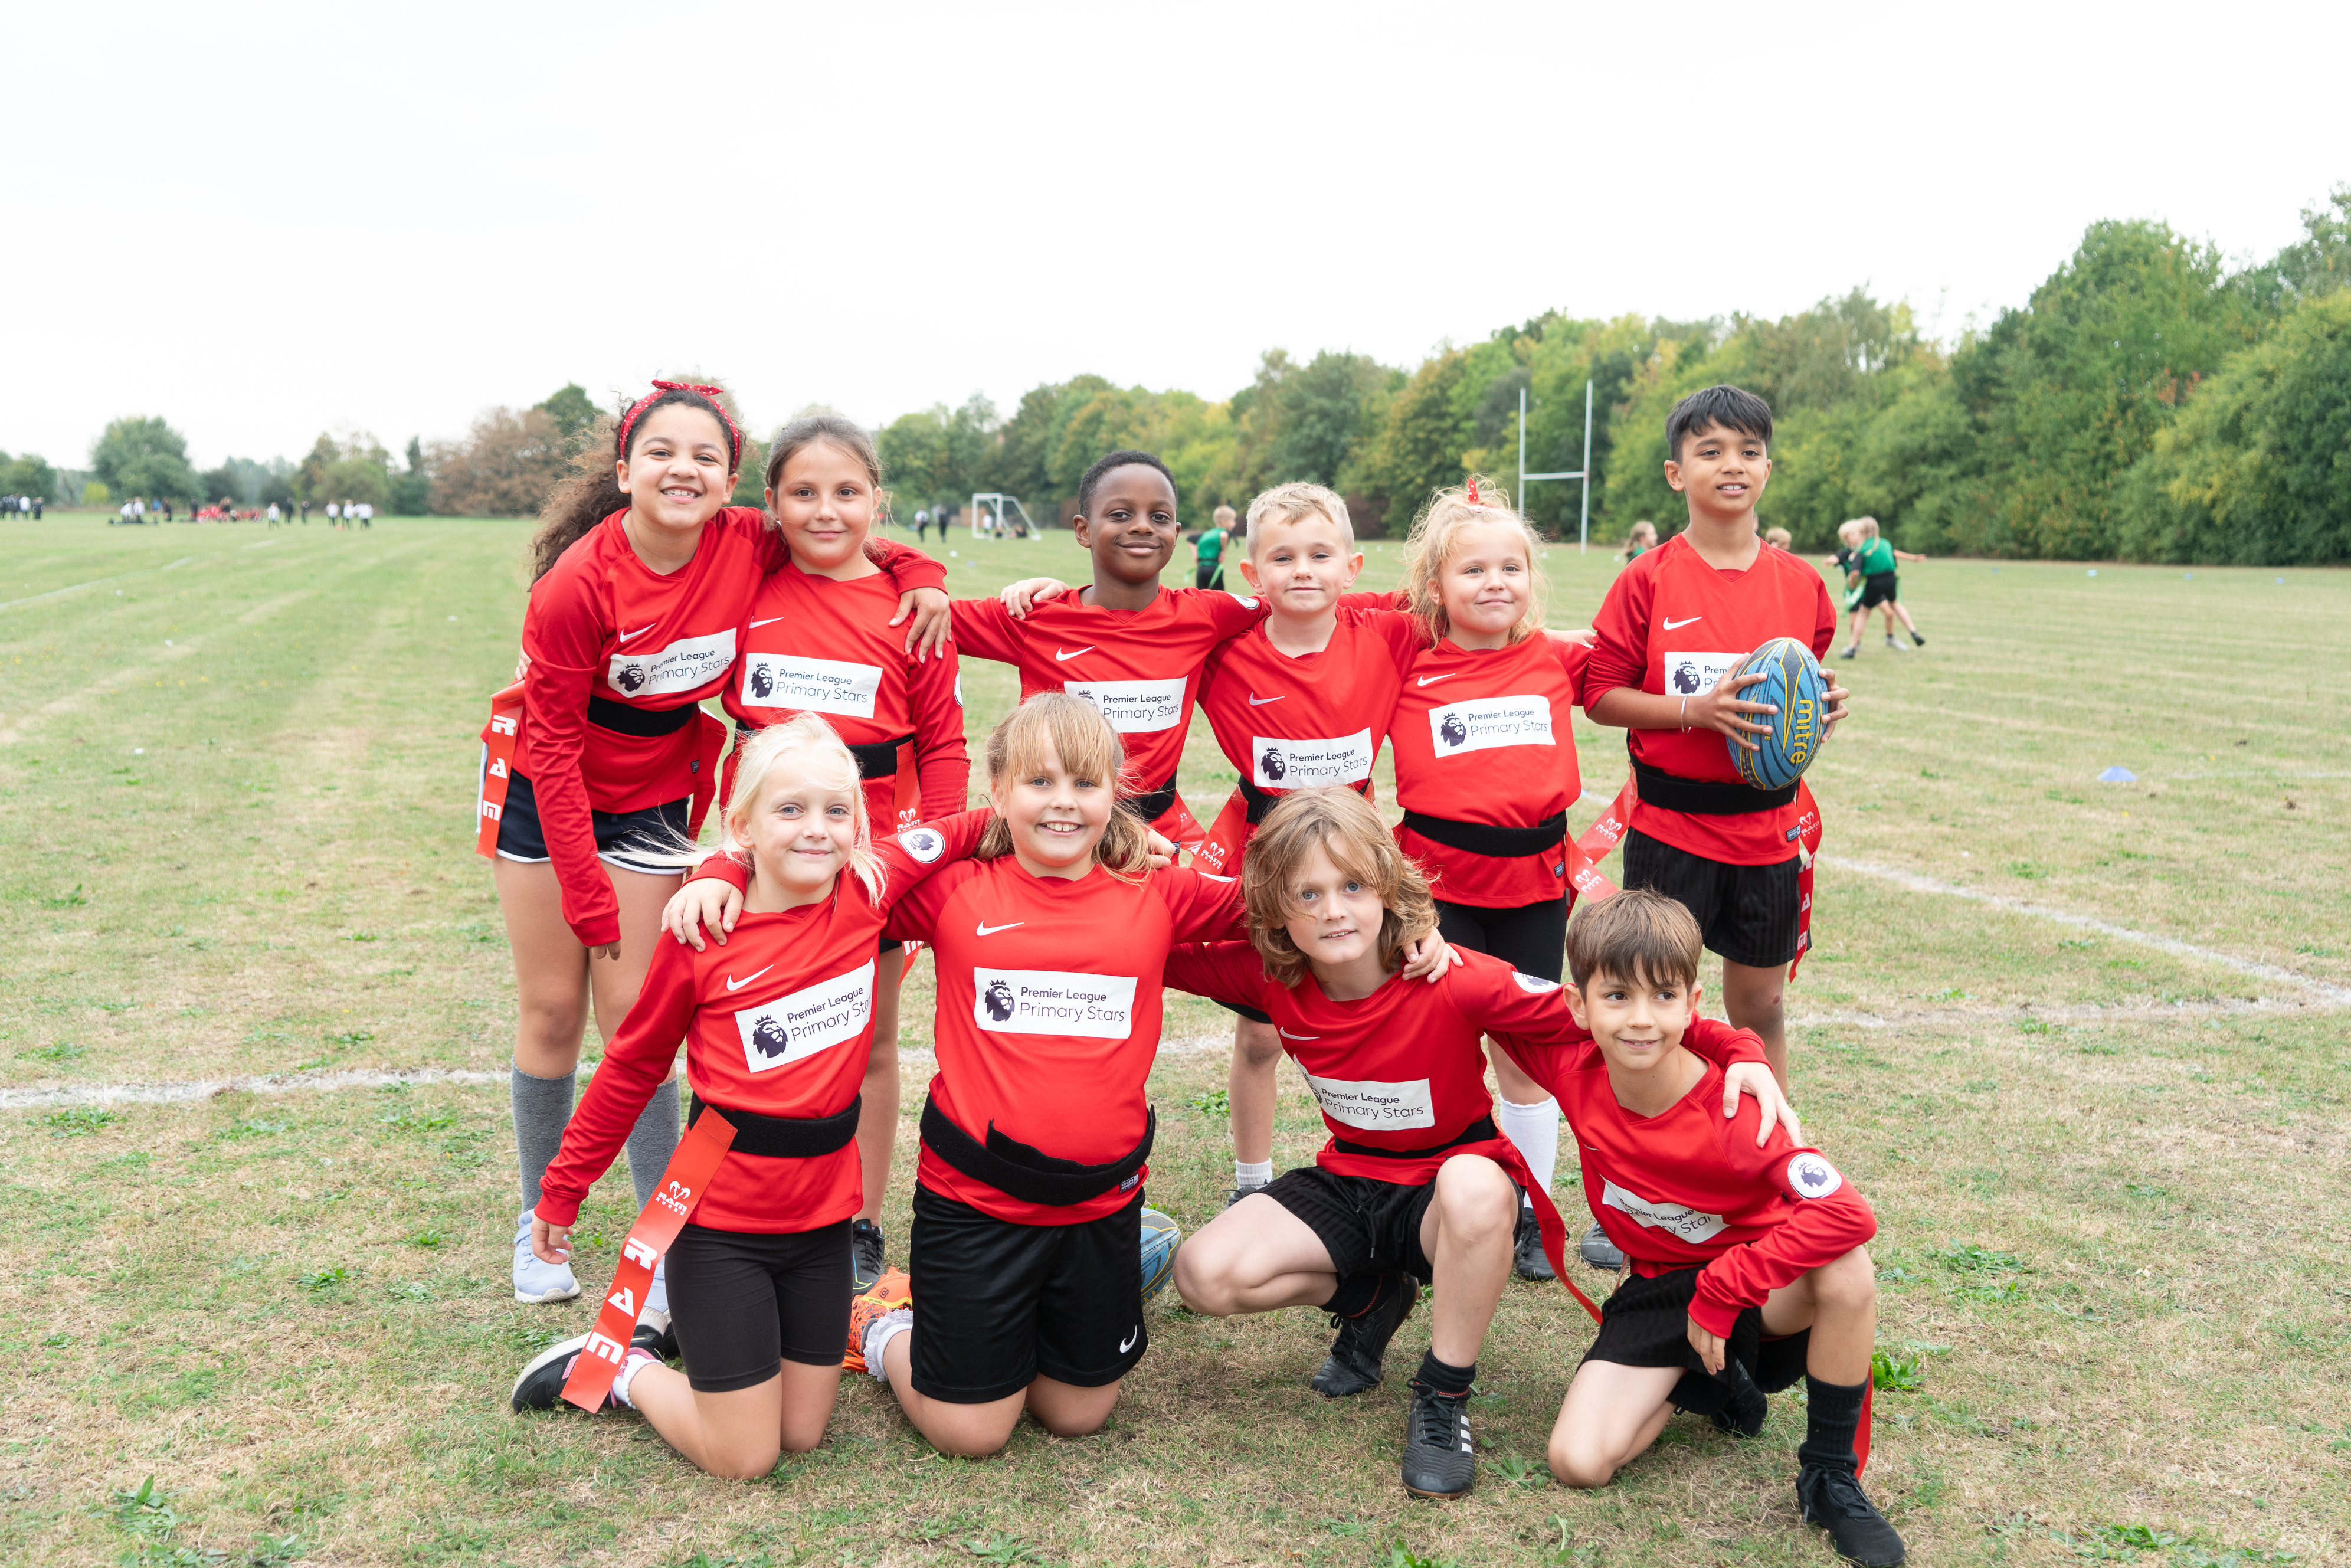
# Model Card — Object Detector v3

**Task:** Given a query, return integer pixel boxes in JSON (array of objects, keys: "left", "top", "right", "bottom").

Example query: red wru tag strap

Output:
[
  {"left": 1562, "top": 775, "right": 1638, "bottom": 904},
  {"left": 475, "top": 682, "right": 525, "bottom": 859},
  {"left": 558, "top": 1107, "right": 738, "bottom": 1412},
  {"left": 1787, "top": 781, "right": 1822, "bottom": 981},
  {"left": 685, "top": 709, "right": 729, "bottom": 840}
]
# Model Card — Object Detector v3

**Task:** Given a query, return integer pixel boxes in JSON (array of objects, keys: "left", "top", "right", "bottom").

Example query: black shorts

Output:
[
  {"left": 493, "top": 771, "right": 689, "bottom": 876},
  {"left": 1580, "top": 1263, "right": 1810, "bottom": 1417},
  {"left": 1622, "top": 830, "right": 1802, "bottom": 969},
  {"left": 1434, "top": 895, "right": 1569, "bottom": 984},
  {"left": 665, "top": 1220, "right": 853, "bottom": 1392},
  {"left": 907, "top": 1185, "right": 1148, "bottom": 1403},
  {"left": 1858, "top": 571, "right": 1898, "bottom": 608},
  {"left": 1262, "top": 1165, "right": 1448, "bottom": 1282},
  {"left": 1195, "top": 562, "right": 1223, "bottom": 591}
]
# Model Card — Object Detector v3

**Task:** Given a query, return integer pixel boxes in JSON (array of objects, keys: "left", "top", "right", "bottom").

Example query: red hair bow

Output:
[
  {"left": 617, "top": 379, "right": 742, "bottom": 466},
  {"left": 1466, "top": 477, "right": 1482, "bottom": 507}
]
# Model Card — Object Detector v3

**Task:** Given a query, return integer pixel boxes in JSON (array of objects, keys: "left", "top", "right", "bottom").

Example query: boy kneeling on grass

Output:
[{"left": 1511, "top": 889, "right": 1903, "bottom": 1566}]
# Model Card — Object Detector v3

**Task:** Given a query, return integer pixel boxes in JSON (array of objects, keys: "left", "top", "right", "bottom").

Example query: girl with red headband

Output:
[{"left": 480, "top": 381, "right": 949, "bottom": 1314}]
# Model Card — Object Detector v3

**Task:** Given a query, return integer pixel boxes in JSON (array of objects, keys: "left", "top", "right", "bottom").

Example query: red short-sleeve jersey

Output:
[
  {"left": 883, "top": 857, "right": 1247, "bottom": 1224},
  {"left": 725, "top": 562, "right": 970, "bottom": 826},
  {"left": 947, "top": 588, "right": 1263, "bottom": 793},
  {"left": 1387, "top": 634, "right": 1586, "bottom": 908},
  {"left": 533, "top": 809, "right": 990, "bottom": 1235},
  {"left": 1164, "top": 946, "right": 1767, "bottom": 1188},
  {"left": 1580, "top": 533, "right": 1836, "bottom": 865},
  {"left": 1196, "top": 604, "right": 1420, "bottom": 797},
  {"left": 1498, "top": 1035, "right": 1877, "bottom": 1340}
]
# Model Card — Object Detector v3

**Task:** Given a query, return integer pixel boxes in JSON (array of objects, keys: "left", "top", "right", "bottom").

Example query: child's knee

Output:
[
  {"left": 1817, "top": 1245, "right": 1876, "bottom": 1307},
  {"left": 1234, "top": 1020, "right": 1283, "bottom": 1069},
  {"left": 1171, "top": 1245, "right": 1239, "bottom": 1317},
  {"left": 1547, "top": 1433, "right": 1615, "bottom": 1490},
  {"left": 706, "top": 1440, "right": 782, "bottom": 1479},
  {"left": 1433, "top": 1157, "right": 1517, "bottom": 1236}
]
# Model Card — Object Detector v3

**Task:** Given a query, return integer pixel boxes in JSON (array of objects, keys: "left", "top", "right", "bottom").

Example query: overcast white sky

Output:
[{"left": 9, "top": 1, "right": 2346, "bottom": 472}]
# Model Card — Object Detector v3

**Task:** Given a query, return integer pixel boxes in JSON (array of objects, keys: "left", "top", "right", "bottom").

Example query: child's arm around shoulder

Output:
[
  {"left": 1682, "top": 1017, "right": 1802, "bottom": 1147},
  {"left": 865, "top": 537, "right": 952, "bottom": 660},
  {"left": 1162, "top": 941, "right": 1271, "bottom": 1013}
]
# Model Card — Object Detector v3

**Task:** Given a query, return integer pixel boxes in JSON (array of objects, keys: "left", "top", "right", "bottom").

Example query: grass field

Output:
[{"left": 1, "top": 516, "right": 2345, "bottom": 1568}]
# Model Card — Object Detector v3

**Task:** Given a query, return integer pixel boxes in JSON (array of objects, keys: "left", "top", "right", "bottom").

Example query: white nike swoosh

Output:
[
  {"left": 1661, "top": 615, "right": 1703, "bottom": 630},
  {"left": 1278, "top": 1028, "right": 1319, "bottom": 1040},
  {"left": 1055, "top": 646, "right": 1095, "bottom": 661},
  {"left": 1118, "top": 1327, "right": 1139, "bottom": 1353},
  {"left": 1417, "top": 673, "right": 1457, "bottom": 686},
  {"left": 617, "top": 624, "right": 657, "bottom": 641},
  {"left": 1247, "top": 693, "right": 1283, "bottom": 705},
  {"left": 975, "top": 921, "right": 1024, "bottom": 937},
  {"left": 725, "top": 965, "right": 775, "bottom": 992},
  {"left": 749, "top": 617, "right": 786, "bottom": 628}
]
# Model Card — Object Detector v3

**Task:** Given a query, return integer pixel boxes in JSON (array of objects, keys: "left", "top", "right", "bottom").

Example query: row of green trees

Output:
[{"left": 878, "top": 189, "right": 2349, "bottom": 562}]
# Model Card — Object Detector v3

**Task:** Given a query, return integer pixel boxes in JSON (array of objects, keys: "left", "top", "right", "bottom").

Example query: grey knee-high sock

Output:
[
  {"left": 512, "top": 1066, "right": 576, "bottom": 1214},
  {"left": 624, "top": 1078, "right": 682, "bottom": 1211}
]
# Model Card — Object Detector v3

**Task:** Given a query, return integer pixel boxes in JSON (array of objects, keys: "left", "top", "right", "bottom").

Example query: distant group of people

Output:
[
  {"left": 0, "top": 494, "right": 41, "bottom": 520},
  {"left": 325, "top": 500, "right": 374, "bottom": 528}
]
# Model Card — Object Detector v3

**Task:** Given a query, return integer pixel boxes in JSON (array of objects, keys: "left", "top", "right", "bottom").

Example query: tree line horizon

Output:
[{"left": 12, "top": 189, "right": 2346, "bottom": 564}]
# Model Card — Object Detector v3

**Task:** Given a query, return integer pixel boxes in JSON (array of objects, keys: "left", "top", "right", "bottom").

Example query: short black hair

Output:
[
  {"left": 1665, "top": 385, "right": 1773, "bottom": 463},
  {"left": 1077, "top": 449, "right": 1177, "bottom": 517}
]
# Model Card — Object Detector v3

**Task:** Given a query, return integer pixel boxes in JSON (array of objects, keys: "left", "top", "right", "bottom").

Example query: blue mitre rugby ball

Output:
[{"left": 1728, "top": 637, "right": 1828, "bottom": 790}]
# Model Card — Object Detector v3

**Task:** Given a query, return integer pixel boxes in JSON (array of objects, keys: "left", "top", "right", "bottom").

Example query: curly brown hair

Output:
[{"left": 1242, "top": 788, "right": 1436, "bottom": 987}]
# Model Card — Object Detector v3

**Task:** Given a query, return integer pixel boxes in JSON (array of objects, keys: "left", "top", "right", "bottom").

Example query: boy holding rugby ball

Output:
[{"left": 1581, "top": 386, "right": 1849, "bottom": 1093}]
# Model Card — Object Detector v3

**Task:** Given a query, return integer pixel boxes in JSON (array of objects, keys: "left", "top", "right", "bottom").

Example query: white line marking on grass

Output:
[
  {"left": 1577, "top": 787, "right": 2351, "bottom": 1004},
  {"left": 1, "top": 1065, "right": 507, "bottom": 1111},
  {"left": 1814, "top": 855, "right": 2351, "bottom": 1004},
  {"left": 243, "top": 539, "right": 280, "bottom": 549},
  {"left": 0, "top": 568, "right": 170, "bottom": 613},
  {"left": 1, "top": 1033, "right": 1239, "bottom": 1113}
]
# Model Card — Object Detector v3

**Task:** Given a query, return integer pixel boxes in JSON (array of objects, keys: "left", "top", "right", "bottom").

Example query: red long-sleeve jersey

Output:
[
  {"left": 516, "top": 510, "right": 944, "bottom": 945},
  {"left": 947, "top": 587, "right": 1263, "bottom": 798},
  {"left": 535, "top": 809, "right": 991, "bottom": 1235},
  {"left": 1387, "top": 633, "right": 1587, "bottom": 907},
  {"left": 723, "top": 560, "right": 970, "bottom": 828},
  {"left": 1579, "top": 532, "right": 1836, "bottom": 865},
  {"left": 1498, "top": 1036, "right": 1877, "bottom": 1338},
  {"left": 1163, "top": 945, "right": 1768, "bottom": 1187}
]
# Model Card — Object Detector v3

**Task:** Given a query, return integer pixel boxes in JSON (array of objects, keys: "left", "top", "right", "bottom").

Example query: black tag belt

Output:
[
  {"left": 1119, "top": 778, "right": 1180, "bottom": 825},
  {"left": 689, "top": 1094, "right": 862, "bottom": 1158},
  {"left": 1237, "top": 774, "right": 1371, "bottom": 827},
  {"left": 919, "top": 1098, "right": 1155, "bottom": 1207},
  {"left": 1399, "top": 810, "right": 1567, "bottom": 859},
  {"left": 588, "top": 695, "right": 700, "bottom": 738},
  {"left": 1630, "top": 757, "right": 1796, "bottom": 814},
  {"left": 1331, "top": 1113, "right": 1500, "bottom": 1160},
  {"left": 735, "top": 721, "right": 913, "bottom": 780}
]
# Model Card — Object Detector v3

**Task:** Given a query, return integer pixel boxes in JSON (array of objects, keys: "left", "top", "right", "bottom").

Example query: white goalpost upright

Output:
[
  {"left": 1517, "top": 379, "right": 1595, "bottom": 551},
  {"left": 968, "top": 492, "right": 1040, "bottom": 539}
]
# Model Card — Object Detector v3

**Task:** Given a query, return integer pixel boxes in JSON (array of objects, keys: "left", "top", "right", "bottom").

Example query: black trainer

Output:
[
  {"left": 1579, "top": 1220, "right": 1624, "bottom": 1272},
  {"left": 850, "top": 1219, "right": 886, "bottom": 1294},
  {"left": 1223, "top": 1183, "right": 1268, "bottom": 1208},
  {"left": 1400, "top": 1376, "right": 1476, "bottom": 1497},
  {"left": 510, "top": 1333, "right": 593, "bottom": 1413},
  {"left": 1707, "top": 1358, "right": 1768, "bottom": 1438},
  {"left": 1512, "top": 1207, "right": 1555, "bottom": 1280},
  {"left": 1911, "top": 631, "right": 1926, "bottom": 646},
  {"left": 1311, "top": 1275, "right": 1414, "bottom": 1397},
  {"left": 1797, "top": 1465, "right": 1907, "bottom": 1566}
]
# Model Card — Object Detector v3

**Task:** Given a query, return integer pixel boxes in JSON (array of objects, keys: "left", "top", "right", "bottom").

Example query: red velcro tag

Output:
[
  {"left": 558, "top": 1106, "right": 738, "bottom": 1412},
  {"left": 474, "top": 683, "right": 525, "bottom": 859}
]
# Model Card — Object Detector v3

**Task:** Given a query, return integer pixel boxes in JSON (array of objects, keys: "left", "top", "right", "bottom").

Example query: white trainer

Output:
[{"left": 513, "top": 1210, "right": 581, "bottom": 1305}]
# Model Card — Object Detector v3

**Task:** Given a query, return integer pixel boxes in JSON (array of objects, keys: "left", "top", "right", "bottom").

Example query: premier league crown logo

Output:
[
  {"left": 1439, "top": 713, "right": 1468, "bottom": 748},
  {"left": 1259, "top": 745, "right": 1287, "bottom": 781},
  {"left": 749, "top": 1016, "right": 791, "bottom": 1059},
  {"left": 1671, "top": 660, "right": 1703, "bottom": 695},
  {"left": 748, "top": 664, "right": 775, "bottom": 700},
  {"left": 615, "top": 663, "right": 649, "bottom": 694},
  {"left": 983, "top": 979, "right": 1016, "bottom": 1022}
]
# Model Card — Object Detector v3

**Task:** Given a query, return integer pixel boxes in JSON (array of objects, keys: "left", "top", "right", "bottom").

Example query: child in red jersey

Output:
[
  {"left": 507, "top": 715, "right": 988, "bottom": 1478},
  {"left": 724, "top": 414, "right": 970, "bottom": 1294},
  {"left": 1386, "top": 478, "right": 1594, "bottom": 1282},
  {"left": 1508, "top": 891, "right": 1902, "bottom": 1567},
  {"left": 487, "top": 382, "right": 949, "bottom": 1311},
  {"left": 1580, "top": 385, "right": 1852, "bottom": 1091},
  {"left": 951, "top": 450, "right": 1263, "bottom": 855},
  {"left": 1164, "top": 789, "right": 1794, "bottom": 1498},
  {"left": 1190, "top": 483, "right": 1425, "bottom": 1204}
]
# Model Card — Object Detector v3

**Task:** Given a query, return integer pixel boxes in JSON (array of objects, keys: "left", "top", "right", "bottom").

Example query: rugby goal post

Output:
[
  {"left": 1517, "top": 381, "right": 1595, "bottom": 552},
  {"left": 968, "top": 493, "right": 1040, "bottom": 539}
]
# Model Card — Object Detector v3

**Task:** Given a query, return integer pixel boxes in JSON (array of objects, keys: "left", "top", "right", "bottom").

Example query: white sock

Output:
[
  {"left": 863, "top": 1307, "right": 912, "bottom": 1382},
  {"left": 1496, "top": 1096, "right": 1560, "bottom": 1200},
  {"left": 1234, "top": 1159, "right": 1272, "bottom": 1190},
  {"left": 610, "top": 1347, "right": 658, "bottom": 1409}
]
